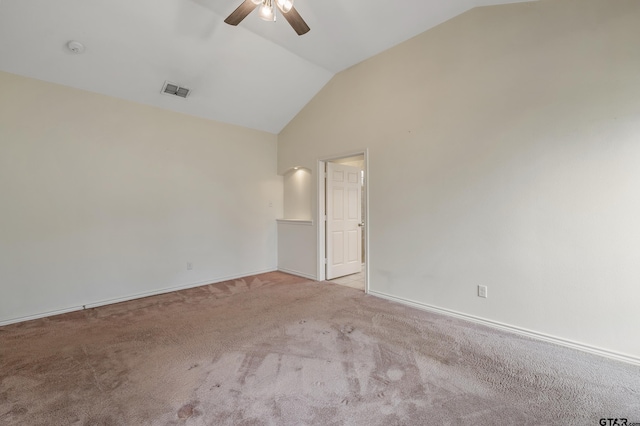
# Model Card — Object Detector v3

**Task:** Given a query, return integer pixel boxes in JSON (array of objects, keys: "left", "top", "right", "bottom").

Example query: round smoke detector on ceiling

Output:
[{"left": 66, "top": 41, "right": 85, "bottom": 54}]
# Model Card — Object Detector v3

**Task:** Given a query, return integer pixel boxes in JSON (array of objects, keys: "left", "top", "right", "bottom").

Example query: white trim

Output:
[
  {"left": 276, "top": 219, "right": 313, "bottom": 225},
  {"left": 317, "top": 160, "right": 326, "bottom": 282},
  {"left": 0, "top": 306, "right": 83, "bottom": 327},
  {"left": 369, "top": 290, "right": 640, "bottom": 366},
  {"left": 0, "top": 268, "right": 277, "bottom": 326},
  {"left": 363, "top": 152, "right": 370, "bottom": 295},
  {"left": 277, "top": 268, "right": 317, "bottom": 281}
]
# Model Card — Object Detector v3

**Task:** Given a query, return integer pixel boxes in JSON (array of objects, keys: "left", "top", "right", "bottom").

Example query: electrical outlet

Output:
[
  {"left": 478, "top": 285, "right": 488, "bottom": 298},
  {"left": 187, "top": 262, "right": 193, "bottom": 271}
]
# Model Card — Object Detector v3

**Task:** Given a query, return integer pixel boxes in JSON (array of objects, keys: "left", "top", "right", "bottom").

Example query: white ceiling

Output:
[{"left": 0, "top": 0, "right": 533, "bottom": 134}]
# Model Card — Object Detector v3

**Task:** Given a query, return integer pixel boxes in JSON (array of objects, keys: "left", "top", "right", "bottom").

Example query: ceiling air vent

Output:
[{"left": 161, "top": 81, "right": 190, "bottom": 99}]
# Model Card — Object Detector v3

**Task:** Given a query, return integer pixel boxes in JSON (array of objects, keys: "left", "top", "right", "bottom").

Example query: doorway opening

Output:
[{"left": 317, "top": 150, "right": 368, "bottom": 293}]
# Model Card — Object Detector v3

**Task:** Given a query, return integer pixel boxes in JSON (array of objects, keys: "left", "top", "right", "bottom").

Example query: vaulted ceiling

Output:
[{"left": 0, "top": 0, "right": 534, "bottom": 133}]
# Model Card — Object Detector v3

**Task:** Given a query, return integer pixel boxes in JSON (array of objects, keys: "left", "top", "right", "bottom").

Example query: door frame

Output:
[{"left": 317, "top": 149, "right": 369, "bottom": 293}]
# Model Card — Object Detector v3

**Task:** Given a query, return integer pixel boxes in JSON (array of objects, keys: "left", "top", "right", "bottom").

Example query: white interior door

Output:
[{"left": 326, "top": 162, "right": 362, "bottom": 280}]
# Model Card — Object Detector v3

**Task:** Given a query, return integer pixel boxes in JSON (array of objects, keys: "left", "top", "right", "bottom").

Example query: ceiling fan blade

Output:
[
  {"left": 280, "top": 6, "right": 310, "bottom": 35},
  {"left": 224, "top": 0, "right": 259, "bottom": 26}
]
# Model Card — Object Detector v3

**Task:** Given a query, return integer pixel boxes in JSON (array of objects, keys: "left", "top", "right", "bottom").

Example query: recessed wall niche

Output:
[{"left": 283, "top": 167, "right": 312, "bottom": 220}]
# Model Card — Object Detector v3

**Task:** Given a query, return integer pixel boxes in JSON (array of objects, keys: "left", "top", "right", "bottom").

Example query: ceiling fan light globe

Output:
[
  {"left": 276, "top": 0, "right": 293, "bottom": 13},
  {"left": 258, "top": 3, "right": 276, "bottom": 21}
]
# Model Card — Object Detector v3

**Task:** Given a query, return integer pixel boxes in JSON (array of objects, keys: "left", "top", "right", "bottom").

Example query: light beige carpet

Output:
[{"left": 1, "top": 272, "right": 639, "bottom": 425}]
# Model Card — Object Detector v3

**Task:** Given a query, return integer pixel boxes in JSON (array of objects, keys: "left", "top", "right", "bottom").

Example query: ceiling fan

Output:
[{"left": 224, "top": 0, "right": 310, "bottom": 36}]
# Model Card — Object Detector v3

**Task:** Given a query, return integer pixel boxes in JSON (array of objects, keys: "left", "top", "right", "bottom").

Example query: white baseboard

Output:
[
  {"left": 369, "top": 290, "right": 640, "bottom": 367},
  {"left": 0, "top": 305, "right": 85, "bottom": 327},
  {"left": 0, "top": 268, "right": 277, "bottom": 327},
  {"left": 277, "top": 267, "right": 317, "bottom": 281}
]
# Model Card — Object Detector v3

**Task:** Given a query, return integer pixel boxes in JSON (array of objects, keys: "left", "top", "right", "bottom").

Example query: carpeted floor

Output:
[{"left": 1, "top": 272, "right": 639, "bottom": 425}]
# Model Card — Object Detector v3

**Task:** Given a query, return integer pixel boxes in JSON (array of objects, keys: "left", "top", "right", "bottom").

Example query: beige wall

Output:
[
  {"left": 0, "top": 71, "right": 282, "bottom": 324},
  {"left": 277, "top": 220, "right": 316, "bottom": 279},
  {"left": 278, "top": 0, "right": 640, "bottom": 361}
]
